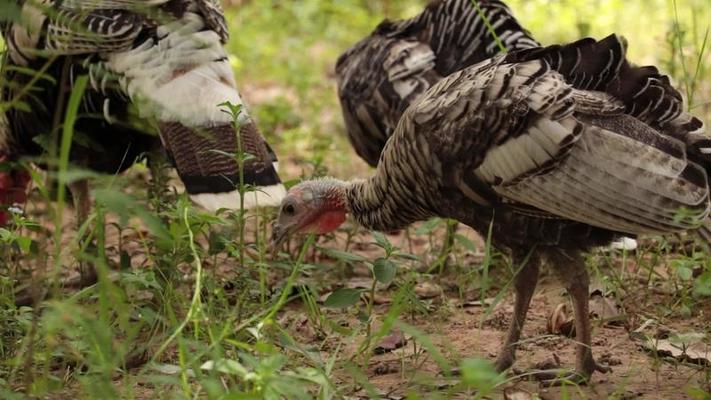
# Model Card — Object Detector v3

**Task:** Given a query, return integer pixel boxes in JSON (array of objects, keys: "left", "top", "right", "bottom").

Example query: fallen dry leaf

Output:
[
  {"left": 372, "top": 362, "right": 400, "bottom": 375},
  {"left": 346, "top": 277, "right": 375, "bottom": 289},
  {"left": 503, "top": 387, "right": 536, "bottom": 400},
  {"left": 547, "top": 303, "right": 574, "bottom": 337},
  {"left": 374, "top": 332, "right": 407, "bottom": 354},
  {"left": 642, "top": 334, "right": 711, "bottom": 365},
  {"left": 414, "top": 281, "right": 442, "bottom": 299},
  {"left": 549, "top": 290, "right": 625, "bottom": 336},
  {"left": 589, "top": 293, "right": 625, "bottom": 326}
]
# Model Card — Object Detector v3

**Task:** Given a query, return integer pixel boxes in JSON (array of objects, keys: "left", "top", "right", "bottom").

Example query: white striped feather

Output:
[
  {"left": 474, "top": 117, "right": 579, "bottom": 183},
  {"left": 8, "top": 0, "right": 148, "bottom": 65},
  {"left": 493, "top": 123, "right": 709, "bottom": 235},
  {"left": 7, "top": 1, "right": 47, "bottom": 65},
  {"left": 106, "top": 12, "right": 246, "bottom": 127}
]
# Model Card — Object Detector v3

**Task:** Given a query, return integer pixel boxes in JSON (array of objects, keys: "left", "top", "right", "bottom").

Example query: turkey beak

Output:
[{"left": 270, "top": 223, "right": 289, "bottom": 255}]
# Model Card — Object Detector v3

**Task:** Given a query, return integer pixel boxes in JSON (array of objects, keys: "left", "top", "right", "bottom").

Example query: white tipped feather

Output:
[
  {"left": 474, "top": 118, "right": 578, "bottom": 183},
  {"left": 608, "top": 237, "right": 638, "bottom": 251},
  {"left": 106, "top": 12, "right": 247, "bottom": 126},
  {"left": 190, "top": 184, "right": 287, "bottom": 211},
  {"left": 9, "top": 1, "right": 47, "bottom": 65}
]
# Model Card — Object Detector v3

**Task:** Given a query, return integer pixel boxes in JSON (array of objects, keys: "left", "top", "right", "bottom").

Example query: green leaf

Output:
[
  {"left": 323, "top": 288, "right": 361, "bottom": 308},
  {"left": 373, "top": 258, "right": 396, "bottom": 284},
  {"left": 693, "top": 271, "right": 711, "bottom": 296},
  {"left": 318, "top": 247, "right": 366, "bottom": 263},
  {"left": 16, "top": 236, "right": 32, "bottom": 254},
  {"left": 454, "top": 233, "right": 478, "bottom": 252},
  {"left": 0, "top": 2, "right": 22, "bottom": 24},
  {"left": 55, "top": 168, "right": 100, "bottom": 184},
  {"left": 94, "top": 189, "right": 170, "bottom": 242},
  {"left": 415, "top": 217, "right": 442, "bottom": 235},
  {"left": 677, "top": 265, "right": 693, "bottom": 280},
  {"left": 459, "top": 358, "right": 504, "bottom": 391},
  {"left": 200, "top": 359, "right": 248, "bottom": 377},
  {"left": 393, "top": 251, "right": 419, "bottom": 261},
  {"left": 208, "top": 231, "right": 227, "bottom": 255},
  {"left": 371, "top": 231, "right": 392, "bottom": 252}
]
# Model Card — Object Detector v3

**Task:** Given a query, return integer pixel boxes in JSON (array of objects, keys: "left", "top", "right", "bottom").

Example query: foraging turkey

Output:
[
  {"left": 273, "top": 35, "right": 710, "bottom": 382},
  {"left": 335, "top": 0, "right": 539, "bottom": 168},
  {"left": 1, "top": 0, "right": 285, "bottom": 302},
  {"left": 0, "top": 0, "right": 285, "bottom": 225}
]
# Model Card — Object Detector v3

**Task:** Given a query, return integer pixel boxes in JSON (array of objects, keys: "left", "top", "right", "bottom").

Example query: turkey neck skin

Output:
[{"left": 345, "top": 123, "right": 442, "bottom": 232}]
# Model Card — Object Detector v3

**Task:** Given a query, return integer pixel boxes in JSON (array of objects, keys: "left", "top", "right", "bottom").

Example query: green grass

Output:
[{"left": 1, "top": 0, "right": 711, "bottom": 398}]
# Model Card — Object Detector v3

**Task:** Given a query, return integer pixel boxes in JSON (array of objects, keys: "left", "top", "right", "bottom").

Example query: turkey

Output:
[
  {"left": 1, "top": 0, "right": 285, "bottom": 303},
  {"left": 335, "top": 0, "right": 647, "bottom": 252},
  {"left": 272, "top": 35, "right": 710, "bottom": 382},
  {"left": 335, "top": 0, "right": 539, "bottom": 168},
  {"left": 0, "top": 0, "right": 285, "bottom": 225}
]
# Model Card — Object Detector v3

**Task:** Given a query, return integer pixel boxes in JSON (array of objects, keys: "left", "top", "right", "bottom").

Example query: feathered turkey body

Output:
[
  {"left": 335, "top": 0, "right": 656, "bottom": 251},
  {"left": 273, "top": 36, "right": 711, "bottom": 381},
  {"left": 0, "top": 0, "right": 285, "bottom": 219}
]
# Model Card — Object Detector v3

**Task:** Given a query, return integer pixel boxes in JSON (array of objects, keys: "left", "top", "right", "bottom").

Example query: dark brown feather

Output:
[{"left": 336, "top": 0, "right": 539, "bottom": 167}]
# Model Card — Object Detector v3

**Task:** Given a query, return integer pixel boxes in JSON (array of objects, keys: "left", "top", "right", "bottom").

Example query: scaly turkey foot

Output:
[
  {"left": 531, "top": 360, "right": 611, "bottom": 386},
  {"left": 494, "top": 349, "right": 516, "bottom": 373}
]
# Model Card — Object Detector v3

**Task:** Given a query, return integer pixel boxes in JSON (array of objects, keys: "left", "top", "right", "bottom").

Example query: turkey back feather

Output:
[
  {"left": 336, "top": 0, "right": 539, "bottom": 167},
  {"left": 380, "top": 36, "right": 710, "bottom": 243},
  {"left": 500, "top": 35, "right": 711, "bottom": 239},
  {"left": 2, "top": 0, "right": 285, "bottom": 210},
  {"left": 2, "top": 56, "right": 158, "bottom": 175}
]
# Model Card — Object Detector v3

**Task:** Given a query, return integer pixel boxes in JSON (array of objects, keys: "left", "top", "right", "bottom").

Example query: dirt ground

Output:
[
  {"left": 332, "top": 280, "right": 711, "bottom": 399},
  {"left": 270, "top": 226, "right": 711, "bottom": 400},
  {"left": 11, "top": 178, "right": 711, "bottom": 399}
]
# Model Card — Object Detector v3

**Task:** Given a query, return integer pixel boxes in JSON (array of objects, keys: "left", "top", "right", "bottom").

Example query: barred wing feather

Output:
[{"left": 410, "top": 49, "right": 709, "bottom": 237}]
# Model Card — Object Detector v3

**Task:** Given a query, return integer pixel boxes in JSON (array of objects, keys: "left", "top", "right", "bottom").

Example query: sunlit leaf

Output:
[
  {"left": 323, "top": 288, "right": 361, "bottom": 308},
  {"left": 94, "top": 189, "right": 170, "bottom": 242},
  {"left": 371, "top": 231, "right": 392, "bottom": 252},
  {"left": 200, "top": 359, "right": 248, "bottom": 377},
  {"left": 454, "top": 233, "right": 478, "bottom": 252},
  {"left": 415, "top": 217, "right": 442, "bottom": 235},
  {"left": 318, "top": 246, "right": 367, "bottom": 263},
  {"left": 459, "top": 358, "right": 504, "bottom": 390},
  {"left": 373, "top": 258, "right": 395, "bottom": 284}
]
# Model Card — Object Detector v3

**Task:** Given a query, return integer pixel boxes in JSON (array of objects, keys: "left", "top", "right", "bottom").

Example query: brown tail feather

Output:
[
  {"left": 159, "top": 121, "right": 281, "bottom": 195},
  {"left": 505, "top": 34, "right": 685, "bottom": 128}
]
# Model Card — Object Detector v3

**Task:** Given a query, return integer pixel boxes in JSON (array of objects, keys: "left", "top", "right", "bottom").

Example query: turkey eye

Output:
[{"left": 283, "top": 204, "right": 296, "bottom": 215}]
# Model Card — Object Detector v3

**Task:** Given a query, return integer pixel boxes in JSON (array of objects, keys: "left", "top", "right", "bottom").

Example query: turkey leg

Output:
[
  {"left": 14, "top": 179, "right": 96, "bottom": 307},
  {"left": 68, "top": 179, "right": 97, "bottom": 287},
  {"left": 494, "top": 248, "right": 540, "bottom": 372},
  {"left": 541, "top": 249, "right": 611, "bottom": 384}
]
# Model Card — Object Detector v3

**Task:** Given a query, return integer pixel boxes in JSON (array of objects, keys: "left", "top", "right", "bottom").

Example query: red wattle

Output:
[{"left": 314, "top": 210, "right": 347, "bottom": 234}]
